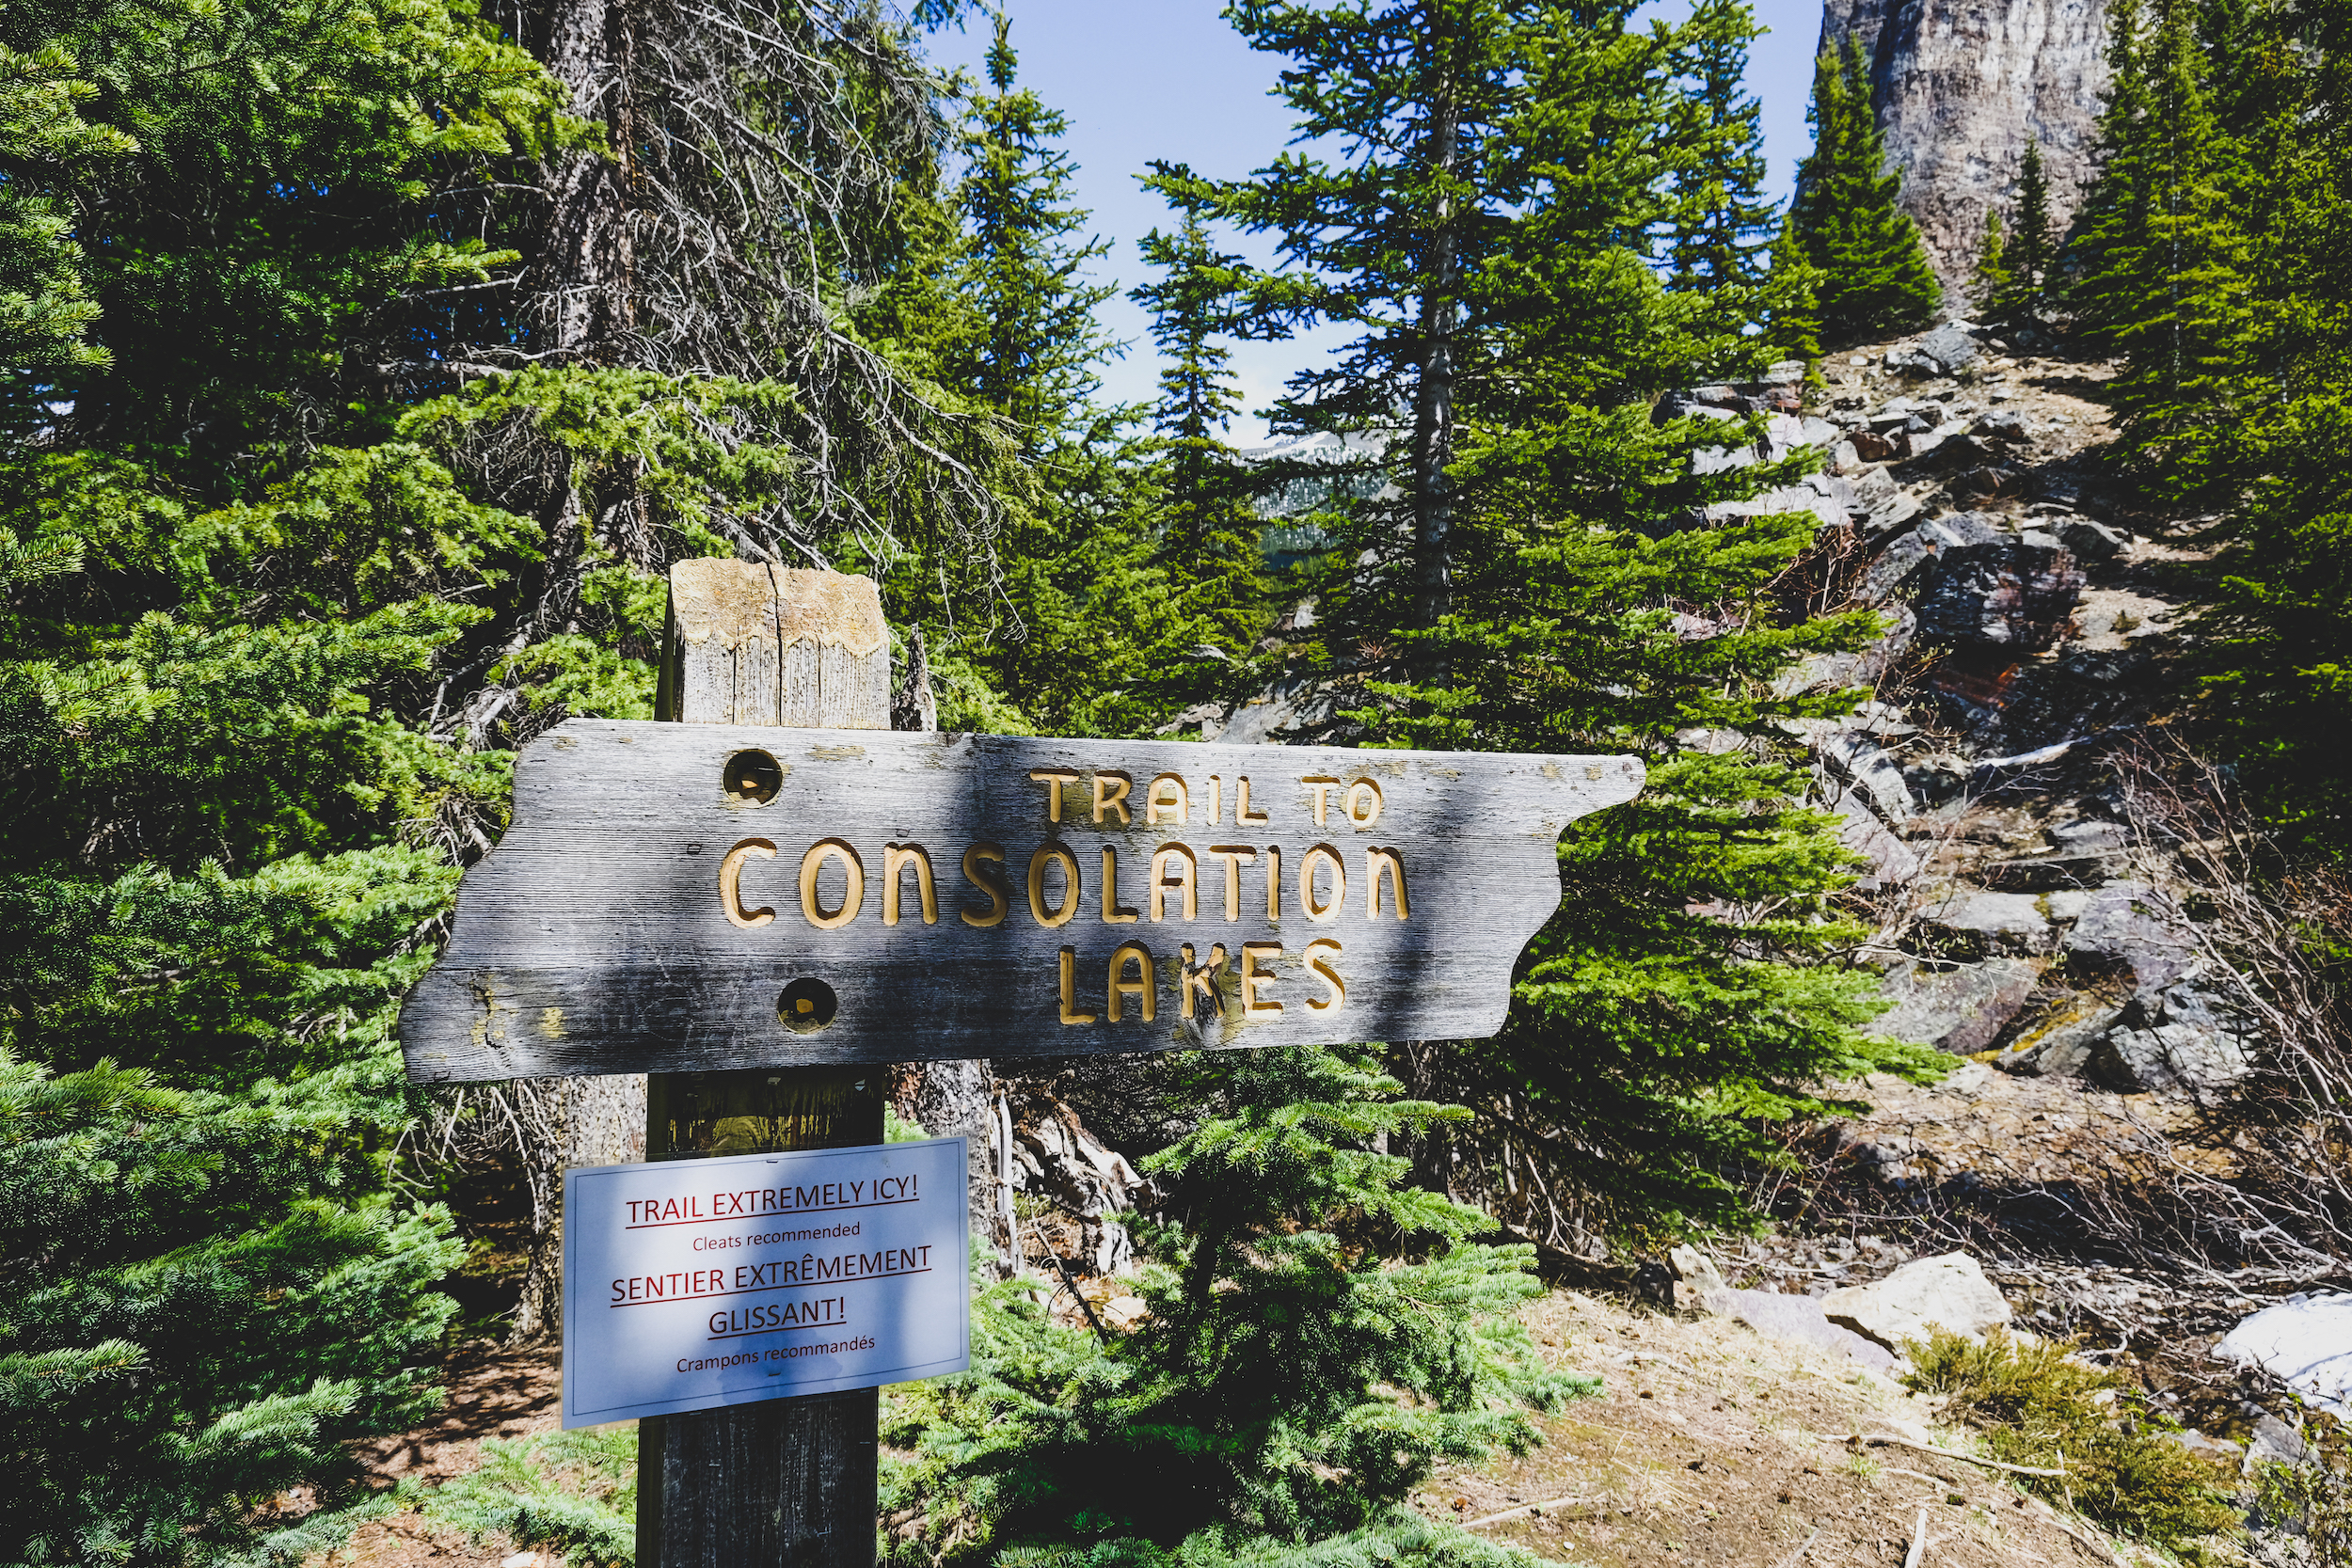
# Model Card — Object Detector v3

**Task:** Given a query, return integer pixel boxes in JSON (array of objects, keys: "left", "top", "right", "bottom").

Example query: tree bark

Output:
[
  {"left": 509, "top": 1073, "right": 647, "bottom": 1342},
  {"left": 532, "top": 0, "right": 639, "bottom": 356},
  {"left": 1408, "top": 8, "right": 1462, "bottom": 647}
]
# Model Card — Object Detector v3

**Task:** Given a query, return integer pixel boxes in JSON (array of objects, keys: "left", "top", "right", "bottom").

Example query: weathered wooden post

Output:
[{"left": 639, "top": 559, "right": 892, "bottom": 1568}]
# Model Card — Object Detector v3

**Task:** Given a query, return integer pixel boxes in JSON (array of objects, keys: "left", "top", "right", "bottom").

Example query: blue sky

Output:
[{"left": 925, "top": 1, "right": 1825, "bottom": 441}]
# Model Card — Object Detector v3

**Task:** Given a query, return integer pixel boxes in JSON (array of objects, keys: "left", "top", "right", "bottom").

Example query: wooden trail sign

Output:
[{"left": 398, "top": 725, "right": 1645, "bottom": 1082}]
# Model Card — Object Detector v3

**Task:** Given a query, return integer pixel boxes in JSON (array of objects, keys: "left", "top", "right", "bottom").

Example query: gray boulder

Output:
[
  {"left": 2092, "top": 982, "right": 2257, "bottom": 1093},
  {"left": 1718, "top": 1288, "right": 1899, "bottom": 1372},
  {"left": 1821, "top": 731, "right": 1915, "bottom": 820},
  {"left": 1667, "top": 1243, "right": 1727, "bottom": 1312},
  {"left": 2055, "top": 515, "right": 2129, "bottom": 562},
  {"left": 1888, "top": 324, "right": 1982, "bottom": 377},
  {"left": 1828, "top": 789, "right": 1923, "bottom": 887},
  {"left": 2063, "top": 880, "right": 2198, "bottom": 990},
  {"left": 1994, "top": 995, "right": 2126, "bottom": 1077},
  {"left": 1821, "top": 1252, "right": 2010, "bottom": 1354},
  {"left": 1827, "top": 1125, "right": 1932, "bottom": 1188},
  {"left": 1916, "top": 884, "right": 2054, "bottom": 957},
  {"left": 1975, "top": 407, "right": 2029, "bottom": 442},
  {"left": 1908, "top": 513, "right": 2086, "bottom": 650},
  {"left": 1869, "top": 956, "right": 2042, "bottom": 1055}
]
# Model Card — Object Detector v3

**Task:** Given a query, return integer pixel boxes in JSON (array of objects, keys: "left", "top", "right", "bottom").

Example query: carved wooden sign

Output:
[{"left": 398, "top": 721, "right": 1644, "bottom": 1082}]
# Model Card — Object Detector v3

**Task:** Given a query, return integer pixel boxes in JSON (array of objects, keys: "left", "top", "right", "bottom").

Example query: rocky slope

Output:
[{"left": 1820, "top": 0, "right": 2109, "bottom": 293}]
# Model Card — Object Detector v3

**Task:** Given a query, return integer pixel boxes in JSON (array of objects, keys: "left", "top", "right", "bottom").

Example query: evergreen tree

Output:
[
  {"left": 2070, "top": 0, "right": 2256, "bottom": 505},
  {"left": 0, "top": 42, "right": 131, "bottom": 404},
  {"left": 0, "top": 6, "right": 567, "bottom": 1555},
  {"left": 947, "top": 11, "right": 1119, "bottom": 450},
  {"left": 1213, "top": 0, "right": 1529, "bottom": 652},
  {"left": 2180, "top": 0, "right": 2352, "bottom": 853},
  {"left": 1785, "top": 36, "right": 1942, "bottom": 346},
  {"left": 864, "top": 17, "right": 1248, "bottom": 739},
  {"left": 1994, "top": 138, "right": 2058, "bottom": 319},
  {"left": 1212, "top": 0, "right": 1937, "bottom": 1238},
  {"left": 1664, "top": 0, "right": 1777, "bottom": 297},
  {"left": 1765, "top": 213, "right": 1825, "bottom": 364},
  {"left": 1133, "top": 166, "right": 1269, "bottom": 662},
  {"left": 884, "top": 1047, "right": 1588, "bottom": 1556},
  {"left": 1972, "top": 207, "right": 2013, "bottom": 315}
]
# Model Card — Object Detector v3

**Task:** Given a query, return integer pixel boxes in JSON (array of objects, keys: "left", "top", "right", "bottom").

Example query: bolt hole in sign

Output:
[{"left": 563, "top": 1137, "right": 970, "bottom": 1425}]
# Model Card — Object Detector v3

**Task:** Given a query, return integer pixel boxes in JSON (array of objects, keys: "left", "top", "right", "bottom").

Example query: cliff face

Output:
[{"left": 1820, "top": 0, "right": 2110, "bottom": 302}]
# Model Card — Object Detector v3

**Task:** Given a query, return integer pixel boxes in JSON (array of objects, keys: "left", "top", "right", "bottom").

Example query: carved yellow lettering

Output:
[
  {"left": 1300, "top": 843, "right": 1346, "bottom": 924},
  {"left": 1092, "top": 771, "right": 1133, "bottom": 825},
  {"left": 961, "top": 842, "right": 1009, "bottom": 928},
  {"left": 1028, "top": 768, "right": 1080, "bottom": 823},
  {"left": 1300, "top": 774, "right": 1340, "bottom": 826},
  {"left": 1344, "top": 778, "right": 1384, "bottom": 828},
  {"left": 1181, "top": 942, "right": 1228, "bottom": 1019},
  {"left": 1239, "top": 942, "right": 1283, "bottom": 1018},
  {"left": 1265, "top": 845, "right": 1281, "bottom": 920},
  {"left": 1365, "top": 847, "right": 1409, "bottom": 921},
  {"left": 719, "top": 838, "right": 777, "bottom": 929},
  {"left": 1205, "top": 774, "right": 1223, "bottom": 825},
  {"left": 798, "top": 839, "right": 865, "bottom": 930},
  {"left": 1057, "top": 947, "right": 1097, "bottom": 1024},
  {"left": 1206, "top": 845, "right": 1256, "bottom": 922},
  {"left": 1107, "top": 942, "right": 1155, "bottom": 1022},
  {"left": 882, "top": 843, "right": 936, "bottom": 926},
  {"left": 1100, "top": 847, "right": 1138, "bottom": 923},
  {"left": 1028, "top": 845, "right": 1081, "bottom": 928},
  {"left": 1305, "top": 938, "right": 1345, "bottom": 1011},
  {"left": 1146, "top": 773, "right": 1189, "bottom": 825},
  {"left": 1151, "top": 844, "right": 1198, "bottom": 920},
  {"left": 1235, "top": 775, "right": 1268, "bottom": 825}
]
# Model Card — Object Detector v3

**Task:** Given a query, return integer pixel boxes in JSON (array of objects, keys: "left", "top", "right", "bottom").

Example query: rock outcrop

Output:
[
  {"left": 1821, "top": 1252, "right": 2012, "bottom": 1352},
  {"left": 1820, "top": 0, "right": 2111, "bottom": 293}
]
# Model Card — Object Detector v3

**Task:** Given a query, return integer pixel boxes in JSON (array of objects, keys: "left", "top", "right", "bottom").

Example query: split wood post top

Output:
[
  {"left": 640, "top": 559, "right": 890, "bottom": 1568},
  {"left": 657, "top": 558, "right": 892, "bottom": 728}
]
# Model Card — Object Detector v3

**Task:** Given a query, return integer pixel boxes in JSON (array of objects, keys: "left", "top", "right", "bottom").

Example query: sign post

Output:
[
  {"left": 636, "top": 561, "right": 895, "bottom": 1568},
  {"left": 397, "top": 559, "right": 1647, "bottom": 1568}
]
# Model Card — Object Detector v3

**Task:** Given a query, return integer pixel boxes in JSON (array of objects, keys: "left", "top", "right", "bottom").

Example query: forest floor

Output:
[
  {"left": 314, "top": 1286, "right": 2155, "bottom": 1568},
  {"left": 1412, "top": 1290, "right": 2152, "bottom": 1568},
  {"left": 313, "top": 1339, "right": 565, "bottom": 1568}
]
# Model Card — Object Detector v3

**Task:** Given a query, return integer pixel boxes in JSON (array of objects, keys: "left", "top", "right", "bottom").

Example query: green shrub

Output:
[
  {"left": 1903, "top": 1327, "right": 2240, "bottom": 1556},
  {"left": 882, "top": 1047, "right": 1593, "bottom": 1562},
  {"left": 0, "top": 1051, "right": 463, "bottom": 1568}
]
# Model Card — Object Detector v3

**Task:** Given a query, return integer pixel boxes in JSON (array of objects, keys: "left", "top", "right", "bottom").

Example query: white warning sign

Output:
[{"left": 561, "top": 1137, "right": 970, "bottom": 1426}]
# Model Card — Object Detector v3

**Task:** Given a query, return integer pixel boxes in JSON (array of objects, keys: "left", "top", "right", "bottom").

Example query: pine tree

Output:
[
  {"left": 2070, "top": 0, "right": 2256, "bottom": 505},
  {"left": 1210, "top": 0, "right": 1937, "bottom": 1239},
  {"left": 1214, "top": 0, "right": 1529, "bottom": 653},
  {"left": 883, "top": 1047, "right": 1588, "bottom": 1556},
  {"left": 1972, "top": 207, "right": 2013, "bottom": 315},
  {"left": 1664, "top": 0, "right": 1777, "bottom": 297},
  {"left": 947, "top": 11, "right": 1118, "bottom": 451},
  {"left": 2181, "top": 0, "right": 2352, "bottom": 853},
  {"left": 1994, "top": 139, "right": 2058, "bottom": 319},
  {"left": 1132, "top": 166, "right": 1269, "bottom": 663},
  {"left": 1765, "top": 213, "right": 1825, "bottom": 364},
  {"left": 1785, "top": 36, "right": 1942, "bottom": 346}
]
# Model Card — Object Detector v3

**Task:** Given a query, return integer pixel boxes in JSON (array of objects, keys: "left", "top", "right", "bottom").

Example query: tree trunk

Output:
[
  {"left": 509, "top": 1073, "right": 647, "bottom": 1342},
  {"left": 1408, "top": 15, "right": 1462, "bottom": 647},
  {"left": 898, "top": 1056, "right": 1009, "bottom": 1276},
  {"left": 532, "top": 0, "right": 638, "bottom": 356}
]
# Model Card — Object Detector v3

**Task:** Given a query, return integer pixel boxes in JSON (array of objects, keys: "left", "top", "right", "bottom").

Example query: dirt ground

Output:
[
  {"left": 310, "top": 1285, "right": 2175, "bottom": 1568},
  {"left": 1407, "top": 1290, "right": 2153, "bottom": 1568},
  {"left": 310, "top": 1339, "right": 566, "bottom": 1568}
]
